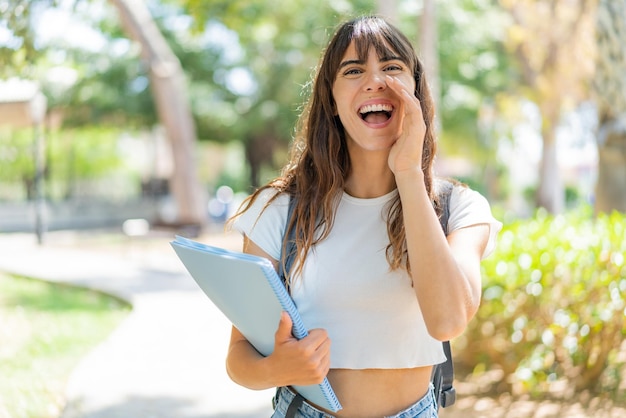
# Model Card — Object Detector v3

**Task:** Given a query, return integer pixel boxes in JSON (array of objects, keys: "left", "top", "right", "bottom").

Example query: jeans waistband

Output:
[
  {"left": 273, "top": 385, "right": 437, "bottom": 418},
  {"left": 274, "top": 386, "right": 335, "bottom": 418}
]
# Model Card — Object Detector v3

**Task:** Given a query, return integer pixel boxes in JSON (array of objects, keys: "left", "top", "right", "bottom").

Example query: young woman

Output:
[{"left": 227, "top": 15, "right": 502, "bottom": 418}]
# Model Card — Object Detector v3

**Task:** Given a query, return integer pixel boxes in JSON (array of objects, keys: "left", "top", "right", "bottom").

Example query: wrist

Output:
[
  {"left": 261, "top": 354, "right": 286, "bottom": 388},
  {"left": 394, "top": 166, "right": 424, "bottom": 188}
]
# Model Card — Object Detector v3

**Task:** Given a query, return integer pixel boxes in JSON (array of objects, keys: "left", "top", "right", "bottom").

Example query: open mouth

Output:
[{"left": 358, "top": 103, "right": 394, "bottom": 124}]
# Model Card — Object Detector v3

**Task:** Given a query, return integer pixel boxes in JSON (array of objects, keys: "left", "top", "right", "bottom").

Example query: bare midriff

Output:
[{"left": 297, "top": 366, "right": 433, "bottom": 418}]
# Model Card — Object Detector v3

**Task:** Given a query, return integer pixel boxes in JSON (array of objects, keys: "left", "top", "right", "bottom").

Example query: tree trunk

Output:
[
  {"left": 593, "top": 0, "right": 626, "bottom": 214},
  {"left": 536, "top": 126, "right": 564, "bottom": 213},
  {"left": 419, "top": 0, "right": 441, "bottom": 134},
  {"left": 595, "top": 120, "right": 626, "bottom": 213},
  {"left": 377, "top": 0, "right": 397, "bottom": 23},
  {"left": 110, "top": 0, "right": 206, "bottom": 227},
  {"left": 244, "top": 133, "right": 277, "bottom": 189},
  {"left": 533, "top": 96, "right": 565, "bottom": 214},
  {"left": 502, "top": 0, "right": 595, "bottom": 215}
]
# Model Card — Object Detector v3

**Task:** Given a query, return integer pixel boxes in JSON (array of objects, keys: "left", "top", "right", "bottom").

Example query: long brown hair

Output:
[{"left": 229, "top": 16, "right": 439, "bottom": 285}]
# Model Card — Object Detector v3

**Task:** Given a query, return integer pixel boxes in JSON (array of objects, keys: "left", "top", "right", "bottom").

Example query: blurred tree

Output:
[
  {"left": 177, "top": 0, "right": 376, "bottom": 188},
  {"left": 1, "top": 0, "right": 206, "bottom": 227},
  {"left": 419, "top": 0, "right": 439, "bottom": 134},
  {"left": 499, "top": 0, "right": 597, "bottom": 214},
  {"left": 179, "top": 0, "right": 511, "bottom": 189},
  {"left": 592, "top": 0, "right": 626, "bottom": 213},
  {"left": 2, "top": 0, "right": 512, "bottom": 199},
  {"left": 434, "top": 0, "right": 512, "bottom": 203},
  {"left": 0, "top": 128, "right": 40, "bottom": 199},
  {"left": 377, "top": 0, "right": 398, "bottom": 22},
  {"left": 109, "top": 0, "right": 205, "bottom": 227},
  {"left": 0, "top": 0, "right": 56, "bottom": 78}
]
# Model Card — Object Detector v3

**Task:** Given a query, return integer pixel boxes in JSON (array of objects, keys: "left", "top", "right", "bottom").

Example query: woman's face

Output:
[{"left": 331, "top": 40, "right": 416, "bottom": 153}]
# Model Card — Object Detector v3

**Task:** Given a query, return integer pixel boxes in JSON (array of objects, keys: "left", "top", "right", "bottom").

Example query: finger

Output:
[
  {"left": 317, "top": 335, "right": 332, "bottom": 359},
  {"left": 306, "top": 328, "right": 330, "bottom": 349},
  {"left": 298, "top": 329, "right": 330, "bottom": 365},
  {"left": 385, "top": 76, "right": 421, "bottom": 113},
  {"left": 319, "top": 344, "right": 331, "bottom": 369},
  {"left": 307, "top": 339, "right": 331, "bottom": 383},
  {"left": 274, "top": 311, "right": 294, "bottom": 342},
  {"left": 385, "top": 75, "right": 411, "bottom": 97},
  {"left": 316, "top": 342, "right": 332, "bottom": 379}
]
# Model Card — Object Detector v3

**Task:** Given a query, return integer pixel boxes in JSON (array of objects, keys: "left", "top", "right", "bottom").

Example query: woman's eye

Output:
[
  {"left": 384, "top": 64, "right": 403, "bottom": 72},
  {"left": 344, "top": 68, "right": 362, "bottom": 75}
]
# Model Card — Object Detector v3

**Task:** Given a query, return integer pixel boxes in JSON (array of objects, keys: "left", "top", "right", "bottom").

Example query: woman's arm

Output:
[
  {"left": 386, "top": 75, "right": 489, "bottom": 341},
  {"left": 225, "top": 236, "right": 332, "bottom": 390},
  {"left": 396, "top": 174, "right": 488, "bottom": 341}
]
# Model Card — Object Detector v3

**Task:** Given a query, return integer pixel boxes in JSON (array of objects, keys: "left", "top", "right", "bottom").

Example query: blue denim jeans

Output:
[{"left": 271, "top": 385, "right": 438, "bottom": 418}]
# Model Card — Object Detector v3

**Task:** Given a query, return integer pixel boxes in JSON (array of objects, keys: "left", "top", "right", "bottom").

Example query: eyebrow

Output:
[
  {"left": 338, "top": 55, "right": 404, "bottom": 70},
  {"left": 338, "top": 59, "right": 364, "bottom": 69}
]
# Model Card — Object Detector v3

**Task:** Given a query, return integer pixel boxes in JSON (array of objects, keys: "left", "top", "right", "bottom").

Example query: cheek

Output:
[
  {"left": 332, "top": 96, "right": 351, "bottom": 120},
  {"left": 403, "top": 77, "right": 417, "bottom": 95},
  {"left": 331, "top": 86, "right": 340, "bottom": 115}
]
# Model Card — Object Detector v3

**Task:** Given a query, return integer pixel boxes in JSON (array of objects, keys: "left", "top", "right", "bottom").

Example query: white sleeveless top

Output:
[{"left": 233, "top": 186, "right": 501, "bottom": 369}]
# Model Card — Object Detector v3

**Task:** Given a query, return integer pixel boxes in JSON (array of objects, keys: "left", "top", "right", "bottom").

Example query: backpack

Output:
[{"left": 278, "top": 178, "right": 456, "bottom": 410}]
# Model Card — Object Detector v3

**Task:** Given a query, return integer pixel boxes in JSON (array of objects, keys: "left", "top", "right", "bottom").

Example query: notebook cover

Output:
[{"left": 170, "top": 235, "right": 341, "bottom": 412}]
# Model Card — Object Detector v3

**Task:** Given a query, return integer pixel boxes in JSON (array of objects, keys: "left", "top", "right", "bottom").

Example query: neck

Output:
[{"left": 344, "top": 154, "right": 395, "bottom": 198}]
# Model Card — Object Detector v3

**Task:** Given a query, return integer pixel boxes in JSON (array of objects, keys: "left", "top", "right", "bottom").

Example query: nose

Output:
[{"left": 364, "top": 71, "right": 386, "bottom": 92}]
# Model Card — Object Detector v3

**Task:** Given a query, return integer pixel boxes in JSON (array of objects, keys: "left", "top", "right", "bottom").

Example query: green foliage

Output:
[
  {"left": 0, "top": 126, "right": 128, "bottom": 200},
  {"left": 45, "top": 126, "right": 136, "bottom": 200},
  {"left": 2, "top": 0, "right": 515, "bottom": 192},
  {"left": 172, "top": 0, "right": 378, "bottom": 185},
  {"left": 437, "top": 0, "right": 513, "bottom": 158},
  {"left": 57, "top": 49, "right": 157, "bottom": 128},
  {"left": 0, "top": 0, "right": 59, "bottom": 78},
  {"left": 48, "top": 127, "right": 124, "bottom": 178},
  {"left": 0, "top": 128, "right": 35, "bottom": 183},
  {"left": 0, "top": 273, "right": 130, "bottom": 418},
  {"left": 456, "top": 207, "right": 626, "bottom": 398}
]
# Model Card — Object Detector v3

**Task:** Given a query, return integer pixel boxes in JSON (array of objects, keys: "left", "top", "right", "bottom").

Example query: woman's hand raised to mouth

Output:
[{"left": 385, "top": 75, "right": 426, "bottom": 177}]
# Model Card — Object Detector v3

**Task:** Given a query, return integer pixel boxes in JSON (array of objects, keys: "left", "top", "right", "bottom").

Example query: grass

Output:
[{"left": 0, "top": 273, "right": 131, "bottom": 418}]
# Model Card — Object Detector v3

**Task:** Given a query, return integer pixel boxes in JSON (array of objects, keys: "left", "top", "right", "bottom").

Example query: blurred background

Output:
[{"left": 1, "top": 0, "right": 625, "bottom": 417}]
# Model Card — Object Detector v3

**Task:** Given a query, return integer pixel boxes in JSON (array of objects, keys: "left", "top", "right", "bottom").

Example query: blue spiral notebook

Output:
[{"left": 170, "top": 235, "right": 342, "bottom": 413}]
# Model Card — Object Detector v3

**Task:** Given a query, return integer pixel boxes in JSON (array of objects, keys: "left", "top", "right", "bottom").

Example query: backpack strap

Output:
[
  {"left": 438, "top": 340, "right": 456, "bottom": 408},
  {"left": 435, "top": 177, "right": 454, "bottom": 235},
  {"left": 432, "top": 177, "right": 456, "bottom": 408},
  {"left": 278, "top": 195, "right": 298, "bottom": 286}
]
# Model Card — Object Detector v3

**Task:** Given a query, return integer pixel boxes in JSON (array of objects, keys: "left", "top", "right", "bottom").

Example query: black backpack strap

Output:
[
  {"left": 438, "top": 340, "right": 456, "bottom": 407},
  {"left": 278, "top": 194, "right": 297, "bottom": 286},
  {"left": 432, "top": 177, "right": 456, "bottom": 408}
]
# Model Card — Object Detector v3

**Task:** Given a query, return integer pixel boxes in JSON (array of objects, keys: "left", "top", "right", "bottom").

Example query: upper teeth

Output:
[{"left": 359, "top": 104, "right": 393, "bottom": 114}]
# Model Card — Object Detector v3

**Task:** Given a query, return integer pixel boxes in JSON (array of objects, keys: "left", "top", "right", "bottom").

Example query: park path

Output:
[{"left": 0, "top": 230, "right": 274, "bottom": 418}]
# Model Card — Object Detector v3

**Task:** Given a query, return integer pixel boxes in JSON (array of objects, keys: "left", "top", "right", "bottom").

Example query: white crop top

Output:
[{"left": 233, "top": 186, "right": 502, "bottom": 369}]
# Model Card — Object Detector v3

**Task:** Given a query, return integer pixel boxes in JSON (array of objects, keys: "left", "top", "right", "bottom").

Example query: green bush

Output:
[{"left": 455, "top": 207, "right": 626, "bottom": 399}]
